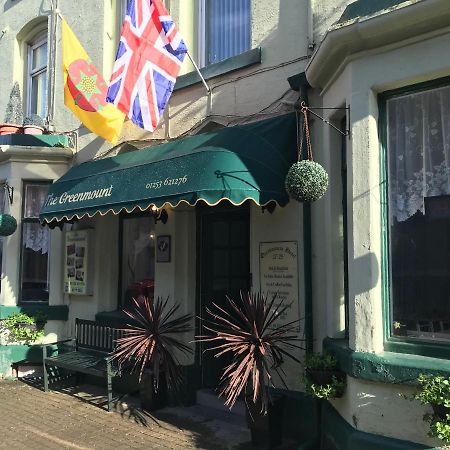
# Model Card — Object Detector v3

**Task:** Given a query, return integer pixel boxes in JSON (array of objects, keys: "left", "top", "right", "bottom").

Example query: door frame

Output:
[{"left": 194, "top": 201, "right": 250, "bottom": 386}]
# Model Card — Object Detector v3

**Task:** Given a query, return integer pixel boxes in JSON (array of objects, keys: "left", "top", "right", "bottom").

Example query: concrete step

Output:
[{"left": 196, "top": 388, "right": 246, "bottom": 418}]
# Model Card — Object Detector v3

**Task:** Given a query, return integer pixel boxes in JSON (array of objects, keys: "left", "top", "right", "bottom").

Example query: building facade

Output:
[{"left": 0, "top": 0, "right": 449, "bottom": 449}]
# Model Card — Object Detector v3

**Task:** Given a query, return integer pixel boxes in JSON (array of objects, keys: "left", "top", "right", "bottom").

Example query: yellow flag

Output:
[{"left": 62, "top": 19, "right": 124, "bottom": 143}]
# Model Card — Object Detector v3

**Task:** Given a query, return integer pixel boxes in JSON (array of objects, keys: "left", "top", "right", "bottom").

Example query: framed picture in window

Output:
[{"left": 156, "top": 235, "right": 171, "bottom": 263}]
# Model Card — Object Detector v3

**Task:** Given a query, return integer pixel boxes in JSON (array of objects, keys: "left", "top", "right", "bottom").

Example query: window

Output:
[
  {"left": 120, "top": 215, "right": 156, "bottom": 308},
  {"left": 20, "top": 182, "right": 50, "bottom": 302},
  {"left": 386, "top": 82, "right": 450, "bottom": 342},
  {"left": 199, "top": 0, "right": 251, "bottom": 67},
  {"left": 27, "top": 35, "right": 47, "bottom": 117}
]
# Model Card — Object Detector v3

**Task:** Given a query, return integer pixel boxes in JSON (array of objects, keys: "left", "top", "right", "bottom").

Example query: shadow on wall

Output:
[{"left": 352, "top": 251, "right": 379, "bottom": 297}]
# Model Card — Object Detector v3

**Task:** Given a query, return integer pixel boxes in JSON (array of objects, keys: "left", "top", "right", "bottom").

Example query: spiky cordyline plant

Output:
[
  {"left": 111, "top": 296, "right": 193, "bottom": 392},
  {"left": 197, "top": 292, "right": 304, "bottom": 414}
]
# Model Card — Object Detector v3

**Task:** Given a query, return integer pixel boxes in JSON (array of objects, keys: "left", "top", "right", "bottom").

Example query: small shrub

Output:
[
  {"left": 1, "top": 312, "right": 45, "bottom": 343},
  {"left": 407, "top": 375, "right": 450, "bottom": 444}
]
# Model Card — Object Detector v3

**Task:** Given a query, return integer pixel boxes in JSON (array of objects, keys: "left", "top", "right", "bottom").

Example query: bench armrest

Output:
[
  {"left": 41, "top": 338, "right": 76, "bottom": 347},
  {"left": 42, "top": 338, "right": 76, "bottom": 359}
]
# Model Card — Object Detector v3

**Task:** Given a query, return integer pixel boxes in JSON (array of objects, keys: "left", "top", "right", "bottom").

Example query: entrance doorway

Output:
[{"left": 197, "top": 202, "right": 250, "bottom": 388}]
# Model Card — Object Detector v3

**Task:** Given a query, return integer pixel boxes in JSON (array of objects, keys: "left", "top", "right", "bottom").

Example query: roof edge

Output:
[{"left": 306, "top": 0, "right": 450, "bottom": 89}]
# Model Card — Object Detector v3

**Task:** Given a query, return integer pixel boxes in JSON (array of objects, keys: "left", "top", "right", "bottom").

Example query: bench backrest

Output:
[{"left": 75, "top": 318, "right": 124, "bottom": 353}]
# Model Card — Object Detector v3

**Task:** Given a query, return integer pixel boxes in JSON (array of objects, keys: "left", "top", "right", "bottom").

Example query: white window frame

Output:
[
  {"left": 197, "top": 0, "right": 251, "bottom": 68},
  {"left": 26, "top": 34, "right": 48, "bottom": 117},
  {"left": 121, "top": 0, "right": 129, "bottom": 21},
  {"left": 198, "top": 0, "right": 207, "bottom": 68}
]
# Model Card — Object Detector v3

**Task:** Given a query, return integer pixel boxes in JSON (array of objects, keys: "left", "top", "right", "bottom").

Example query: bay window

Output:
[{"left": 386, "top": 82, "right": 450, "bottom": 341}]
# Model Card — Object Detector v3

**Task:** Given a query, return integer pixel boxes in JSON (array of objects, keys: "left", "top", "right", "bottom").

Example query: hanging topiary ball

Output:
[
  {"left": 0, "top": 214, "right": 17, "bottom": 236},
  {"left": 285, "top": 160, "right": 329, "bottom": 202}
]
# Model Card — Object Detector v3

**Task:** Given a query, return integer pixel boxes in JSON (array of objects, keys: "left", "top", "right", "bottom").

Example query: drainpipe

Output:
[
  {"left": 299, "top": 85, "right": 313, "bottom": 355},
  {"left": 287, "top": 73, "right": 313, "bottom": 354}
]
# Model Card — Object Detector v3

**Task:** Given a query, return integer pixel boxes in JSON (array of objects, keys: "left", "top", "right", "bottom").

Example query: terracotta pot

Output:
[
  {"left": 0, "top": 124, "right": 23, "bottom": 135},
  {"left": 23, "top": 125, "right": 44, "bottom": 135}
]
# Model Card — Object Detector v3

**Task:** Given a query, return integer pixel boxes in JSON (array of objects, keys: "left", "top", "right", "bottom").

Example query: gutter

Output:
[{"left": 306, "top": 0, "right": 450, "bottom": 89}]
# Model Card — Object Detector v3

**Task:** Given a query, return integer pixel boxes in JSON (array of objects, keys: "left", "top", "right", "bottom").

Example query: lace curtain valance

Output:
[{"left": 387, "top": 85, "right": 450, "bottom": 222}]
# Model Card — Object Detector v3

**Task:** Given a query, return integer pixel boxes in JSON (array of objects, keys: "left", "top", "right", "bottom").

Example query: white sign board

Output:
[
  {"left": 259, "top": 241, "right": 299, "bottom": 328},
  {"left": 64, "top": 229, "right": 93, "bottom": 295}
]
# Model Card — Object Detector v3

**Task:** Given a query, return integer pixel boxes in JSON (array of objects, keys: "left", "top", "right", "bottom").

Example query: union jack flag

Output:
[{"left": 106, "top": 0, "right": 187, "bottom": 131}]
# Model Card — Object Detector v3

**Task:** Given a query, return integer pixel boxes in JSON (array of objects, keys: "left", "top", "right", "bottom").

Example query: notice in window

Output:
[
  {"left": 64, "top": 230, "right": 92, "bottom": 295},
  {"left": 259, "top": 241, "right": 299, "bottom": 330}
]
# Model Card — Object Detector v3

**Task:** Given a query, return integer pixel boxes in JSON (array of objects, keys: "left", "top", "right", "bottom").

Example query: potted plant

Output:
[
  {"left": 23, "top": 114, "right": 45, "bottom": 135},
  {"left": 111, "top": 296, "right": 193, "bottom": 411},
  {"left": 407, "top": 374, "right": 450, "bottom": 445},
  {"left": 303, "top": 352, "right": 346, "bottom": 399},
  {"left": 1, "top": 312, "right": 46, "bottom": 344},
  {"left": 196, "top": 291, "right": 303, "bottom": 448},
  {"left": 0, "top": 82, "right": 24, "bottom": 135}
]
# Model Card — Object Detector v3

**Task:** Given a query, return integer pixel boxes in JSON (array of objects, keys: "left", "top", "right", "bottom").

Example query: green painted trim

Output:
[
  {"left": 174, "top": 48, "right": 261, "bottom": 91},
  {"left": 0, "top": 134, "right": 69, "bottom": 147},
  {"left": 378, "top": 76, "right": 450, "bottom": 359},
  {"left": 0, "top": 344, "right": 43, "bottom": 375},
  {"left": 0, "top": 305, "right": 69, "bottom": 321},
  {"left": 273, "top": 389, "right": 319, "bottom": 442},
  {"left": 338, "top": 0, "right": 411, "bottom": 24},
  {"left": 324, "top": 338, "right": 450, "bottom": 384},
  {"left": 320, "top": 401, "right": 437, "bottom": 450}
]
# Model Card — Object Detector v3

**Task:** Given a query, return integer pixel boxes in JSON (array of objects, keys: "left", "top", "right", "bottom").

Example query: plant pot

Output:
[
  {"left": 305, "top": 368, "right": 345, "bottom": 386},
  {"left": 140, "top": 370, "right": 168, "bottom": 412},
  {"left": 246, "top": 394, "right": 285, "bottom": 448},
  {"left": 432, "top": 403, "right": 450, "bottom": 420},
  {"left": 23, "top": 125, "right": 44, "bottom": 135},
  {"left": 0, "top": 124, "right": 23, "bottom": 135}
]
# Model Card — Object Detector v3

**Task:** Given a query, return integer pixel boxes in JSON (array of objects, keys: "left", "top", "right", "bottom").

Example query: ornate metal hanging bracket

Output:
[
  {"left": 3, "top": 182, "right": 14, "bottom": 205},
  {"left": 297, "top": 101, "right": 350, "bottom": 137}
]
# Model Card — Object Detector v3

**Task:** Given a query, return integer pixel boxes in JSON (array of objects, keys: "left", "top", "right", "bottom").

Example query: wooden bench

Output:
[{"left": 42, "top": 319, "right": 124, "bottom": 411}]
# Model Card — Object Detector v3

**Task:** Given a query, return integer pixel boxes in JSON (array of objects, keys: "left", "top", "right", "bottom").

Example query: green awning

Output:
[{"left": 40, "top": 113, "right": 297, "bottom": 224}]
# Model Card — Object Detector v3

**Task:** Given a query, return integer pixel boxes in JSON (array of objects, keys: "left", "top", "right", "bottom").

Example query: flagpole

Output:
[
  {"left": 186, "top": 51, "right": 210, "bottom": 93},
  {"left": 47, "top": 0, "right": 59, "bottom": 130}
]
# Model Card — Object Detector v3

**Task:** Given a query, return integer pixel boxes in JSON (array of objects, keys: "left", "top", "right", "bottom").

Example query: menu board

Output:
[
  {"left": 64, "top": 230, "right": 93, "bottom": 295},
  {"left": 259, "top": 241, "right": 299, "bottom": 329}
]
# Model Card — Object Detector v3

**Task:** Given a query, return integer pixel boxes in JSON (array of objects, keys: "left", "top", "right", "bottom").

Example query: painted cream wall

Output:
[
  {"left": 309, "top": 23, "right": 450, "bottom": 448},
  {"left": 251, "top": 202, "right": 305, "bottom": 391}
]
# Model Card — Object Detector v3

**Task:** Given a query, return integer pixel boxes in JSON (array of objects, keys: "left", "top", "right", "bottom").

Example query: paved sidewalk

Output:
[{"left": 0, "top": 380, "right": 232, "bottom": 450}]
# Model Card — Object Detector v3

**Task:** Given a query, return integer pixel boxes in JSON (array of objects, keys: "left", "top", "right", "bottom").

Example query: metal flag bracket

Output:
[
  {"left": 2, "top": 182, "right": 13, "bottom": 205},
  {"left": 297, "top": 101, "right": 350, "bottom": 137}
]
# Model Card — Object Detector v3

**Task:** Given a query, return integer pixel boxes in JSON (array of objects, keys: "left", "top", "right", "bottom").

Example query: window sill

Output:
[
  {"left": 0, "top": 305, "right": 69, "bottom": 321},
  {"left": 0, "top": 134, "right": 69, "bottom": 148},
  {"left": 174, "top": 47, "right": 262, "bottom": 92},
  {"left": 324, "top": 337, "right": 450, "bottom": 385}
]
